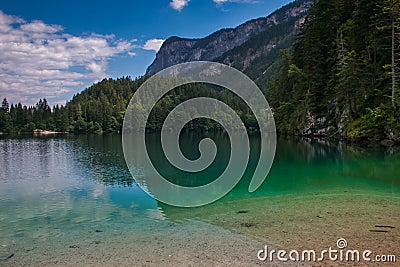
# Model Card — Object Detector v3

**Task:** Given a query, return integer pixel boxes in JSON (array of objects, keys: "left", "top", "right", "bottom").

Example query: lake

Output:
[{"left": 0, "top": 133, "right": 399, "bottom": 266}]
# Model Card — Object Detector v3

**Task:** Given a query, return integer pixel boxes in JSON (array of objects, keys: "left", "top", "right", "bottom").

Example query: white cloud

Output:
[
  {"left": 142, "top": 38, "right": 165, "bottom": 52},
  {"left": 169, "top": 0, "right": 190, "bottom": 11},
  {"left": 0, "top": 10, "right": 25, "bottom": 32},
  {"left": 87, "top": 62, "right": 105, "bottom": 73},
  {"left": 0, "top": 10, "right": 136, "bottom": 106},
  {"left": 168, "top": 0, "right": 256, "bottom": 11},
  {"left": 20, "top": 20, "right": 63, "bottom": 33},
  {"left": 213, "top": 0, "right": 258, "bottom": 4}
]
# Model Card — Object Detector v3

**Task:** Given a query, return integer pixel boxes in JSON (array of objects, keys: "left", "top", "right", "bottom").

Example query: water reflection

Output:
[
  {"left": 0, "top": 134, "right": 399, "bottom": 241},
  {"left": 71, "top": 134, "right": 134, "bottom": 186},
  {"left": 0, "top": 135, "right": 158, "bottom": 242}
]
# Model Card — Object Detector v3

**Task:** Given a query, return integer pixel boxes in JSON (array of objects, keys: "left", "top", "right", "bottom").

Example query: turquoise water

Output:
[{"left": 0, "top": 133, "right": 399, "bottom": 261}]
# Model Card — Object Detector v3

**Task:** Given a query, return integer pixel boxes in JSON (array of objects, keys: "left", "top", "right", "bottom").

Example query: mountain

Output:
[
  {"left": 5, "top": 0, "right": 398, "bottom": 142},
  {"left": 146, "top": 0, "right": 313, "bottom": 76},
  {"left": 3, "top": 1, "right": 314, "bottom": 134}
]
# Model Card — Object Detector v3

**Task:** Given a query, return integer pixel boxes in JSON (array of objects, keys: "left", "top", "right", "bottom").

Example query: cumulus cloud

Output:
[
  {"left": 142, "top": 38, "right": 165, "bottom": 52},
  {"left": 169, "top": 0, "right": 190, "bottom": 11},
  {"left": 20, "top": 20, "right": 63, "bottom": 33},
  {"left": 169, "top": 0, "right": 256, "bottom": 11},
  {"left": 0, "top": 10, "right": 136, "bottom": 106},
  {"left": 213, "top": 0, "right": 258, "bottom": 4}
]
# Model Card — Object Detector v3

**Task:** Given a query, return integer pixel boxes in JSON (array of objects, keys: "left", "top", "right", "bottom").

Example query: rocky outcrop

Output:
[{"left": 146, "top": 0, "right": 313, "bottom": 75}]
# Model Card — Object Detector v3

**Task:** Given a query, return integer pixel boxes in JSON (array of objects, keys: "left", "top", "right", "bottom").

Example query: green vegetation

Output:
[
  {"left": 267, "top": 0, "right": 400, "bottom": 141},
  {"left": 0, "top": 77, "right": 258, "bottom": 134},
  {"left": 0, "top": 77, "right": 146, "bottom": 133}
]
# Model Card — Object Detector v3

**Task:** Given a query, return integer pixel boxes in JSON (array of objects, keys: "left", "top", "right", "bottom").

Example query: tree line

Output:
[
  {"left": 0, "top": 76, "right": 259, "bottom": 134},
  {"left": 0, "top": 77, "right": 145, "bottom": 134}
]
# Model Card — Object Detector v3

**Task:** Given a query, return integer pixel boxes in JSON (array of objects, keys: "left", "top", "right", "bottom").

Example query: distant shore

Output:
[
  {"left": 1, "top": 130, "right": 399, "bottom": 148},
  {"left": 32, "top": 129, "right": 69, "bottom": 135},
  {"left": 0, "top": 130, "right": 69, "bottom": 135}
]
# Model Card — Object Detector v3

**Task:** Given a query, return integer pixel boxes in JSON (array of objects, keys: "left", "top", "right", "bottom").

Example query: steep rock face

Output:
[{"left": 146, "top": 0, "right": 313, "bottom": 75}]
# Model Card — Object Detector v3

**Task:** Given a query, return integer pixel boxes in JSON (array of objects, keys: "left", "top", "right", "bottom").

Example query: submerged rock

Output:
[
  {"left": 240, "top": 222, "right": 255, "bottom": 227},
  {"left": 381, "top": 140, "right": 395, "bottom": 147},
  {"left": 1, "top": 253, "right": 14, "bottom": 261},
  {"left": 237, "top": 210, "right": 249, "bottom": 214}
]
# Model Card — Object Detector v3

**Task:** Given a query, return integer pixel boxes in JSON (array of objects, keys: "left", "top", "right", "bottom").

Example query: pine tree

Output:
[
  {"left": 376, "top": 0, "right": 400, "bottom": 109},
  {"left": 0, "top": 98, "right": 11, "bottom": 132},
  {"left": 1, "top": 98, "right": 9, "bottom": 113}
]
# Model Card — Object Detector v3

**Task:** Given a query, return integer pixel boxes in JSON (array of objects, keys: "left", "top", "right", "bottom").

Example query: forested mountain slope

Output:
[{"left": 268, "top": 0, "right": 400, "bottom": 141}]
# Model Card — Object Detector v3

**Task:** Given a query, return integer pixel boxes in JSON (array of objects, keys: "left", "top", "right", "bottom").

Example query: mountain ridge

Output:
[{"left": 146, "top": 0, "right": 313, "bottom": 75}]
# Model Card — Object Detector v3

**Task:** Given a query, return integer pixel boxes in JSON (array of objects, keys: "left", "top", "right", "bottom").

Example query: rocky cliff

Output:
[{"left": 146, "top": 0, "right": 313, "bottom": 75}]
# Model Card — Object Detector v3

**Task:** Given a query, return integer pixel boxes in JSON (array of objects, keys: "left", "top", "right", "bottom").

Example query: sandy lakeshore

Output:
[
  {"left": 1, "top": 191, "right": 398, "bottom": 267},
  {"left": 164, "top": 192, "right": 400, "bottom": 266},
  {"left": 1, "top": 220, "right": 265, "bottom": 267}
]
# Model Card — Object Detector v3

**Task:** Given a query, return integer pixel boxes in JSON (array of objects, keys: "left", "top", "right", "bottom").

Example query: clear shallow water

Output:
[
  {"left": 0, "top": 135, "right": 160, "bottom": 244},
  {"left": 0, "top": 133, "right": 399, "bottom": 251}
]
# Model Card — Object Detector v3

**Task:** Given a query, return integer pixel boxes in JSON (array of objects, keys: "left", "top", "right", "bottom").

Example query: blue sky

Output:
[{"left": 0, "top": 0, "right": 292, "bottom": 106}]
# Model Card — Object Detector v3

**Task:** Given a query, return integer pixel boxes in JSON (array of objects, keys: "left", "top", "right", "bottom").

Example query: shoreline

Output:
[
  {"left": 162, "top": 191, "right": 400, "bottom": 266},
  {"left": 32, "top": 130, "right": 69, "bottom": 135},
  {"left": 2, "top": 191, "right": 397, "bottom": 266},
  {"left": 2, "top": 131, "right": 400, "bottom": 149},
  {"left": 0, "top": 130, "right": 69, "bottom": 135}
]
